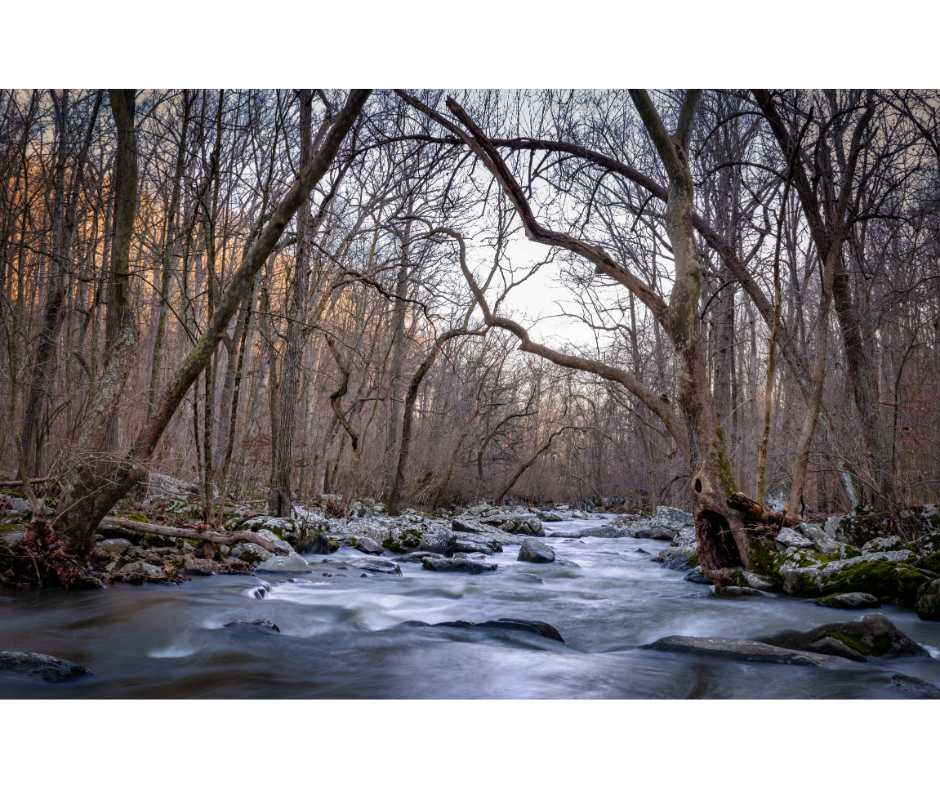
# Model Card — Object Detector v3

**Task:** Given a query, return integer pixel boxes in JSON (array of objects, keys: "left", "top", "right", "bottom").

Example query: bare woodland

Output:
[{"left": 2, "top": 89, "right": 940, "bottom": 577}]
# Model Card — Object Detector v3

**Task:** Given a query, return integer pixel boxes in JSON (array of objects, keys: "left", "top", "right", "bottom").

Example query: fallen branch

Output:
[
  {"left": 0, "top": 477, "right": 53, "bottom": 488},
  {"left": 102, "top": 517, "right": 289, "bottom": 555}
]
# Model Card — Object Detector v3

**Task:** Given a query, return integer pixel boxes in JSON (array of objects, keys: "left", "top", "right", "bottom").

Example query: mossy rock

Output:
[
  {"left": 922, "top": 552, "right": 940, "bottom": 575},
  {"left": 896, "top": 567, "right": 937, "bottom": 608}
]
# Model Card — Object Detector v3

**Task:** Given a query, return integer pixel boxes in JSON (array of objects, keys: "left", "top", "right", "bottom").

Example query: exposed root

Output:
[{"left": 1, "top": 513, "right": 103, "bottom": 589}]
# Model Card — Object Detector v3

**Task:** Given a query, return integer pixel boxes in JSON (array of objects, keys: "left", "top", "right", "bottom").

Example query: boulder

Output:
[
  {"left": 755, "top": 612, "right": 929, "bottom": 661},
  {"left": 255, "top": 553, "right": 312, "bottom": 574},
  {"left": 450, "top": 518, "right": 527, "bottom": 545},
  {"left": 538, "top": 510, "right": 566, "bottom": 522},
  {"left": 451, "top": 538, "right": 502, "bottom": 555},
  {"left": 782, "top": 550, "right": 916, "bottom": 598},
  {"left": 223, "top": 618, "right": 280, "bottom": 633},
  {"left": 716, "top": 586, "right": 775, "bottom": 598},
  {"left": 916, "top": 578, "right": 940, "bottom": 621},
  {"left": 775, "top": 527, "right": 816, "bottom": 552},
  {"left": 0, "top": 651, "right": 92, "bottom": 683},
  {"left": 798, "top": 522, "right": 842, "bottom": 554},
  {"left": 638, "top": 636, "right": 852, "bottom": 669},
  {"left": 391, "top": 551, "right": 439, "bottom": 564},
  {"left": 421, "top": 556, "right": 497, "bottom": 574},
  {"left": 114, "top": 561, "right": 173, "bottom": 584},
  {"left": 814, "top": 592, "right": 881, "bottom": 609},
  {"left": 684, "top": 566, "right": 712, "bottom": 584},
  {"left": 230, "top": 542, "right": 274, "bottom": 564},
  {"left": 822, "top": 505, "right": 940, "bottom": 547},
  {"left": 481, "top": 513, "right": 544, "bottom": 536},
  {"left": 517, "top": 538, "right": 555, "bottom": 564},
  {"left": 97, "top": 538, "right": 133, "bottom": 556},
  {"left": 354, "top": 537, "right": 385, "bottom": 555},
  {"left": 294, "top": 533, "right": 339, "bottom": 555},
  {"left": 346, "top": 557, "right": 403, "bottom": 575}
]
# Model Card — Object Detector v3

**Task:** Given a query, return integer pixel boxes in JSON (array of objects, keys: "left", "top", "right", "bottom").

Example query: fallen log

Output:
[
  {"left": 0, "top": 478, "right": 53, "bottom": 488},
  {"left": 101, "top": 517, "right": 289, "bottom": 556},
  {"left": 726, "top": 492, "right": 803, "bottom": 531}
]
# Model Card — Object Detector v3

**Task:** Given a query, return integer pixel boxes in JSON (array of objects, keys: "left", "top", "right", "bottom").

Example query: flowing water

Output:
[{"left": 2, "top": 514, "right": 940, "bottom": 698}]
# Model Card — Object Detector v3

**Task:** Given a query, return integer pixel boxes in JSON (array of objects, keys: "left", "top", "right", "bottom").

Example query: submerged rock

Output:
[
  {"left": 517, "top": 538, "right": 555, "bottom": 564},
  {"left": 889, "top": 673, "right": 940, "bottom": 699},
  {"left": 0, "top": 651, "right": 92, "bottom": 683},
  {"left": 754, "top": 613, "right": 928, "bottom": 662},
  {"left": 421, "top": 556, "right": 497, "bottom": 574},
  {"left": 404, "top": 618, "right": 564, "bottom": 642},
  {"left": 547, "top": 525, "right": 623, "bottom": 538},
  {"left": 814, "top": 592, "right": 881, "bottom": 609},
  {"left": 638, "top": 636, "right": 852, "bottom": 669},
  {"left": 223, "top": 618, "right": 280, "bottom": 633}
]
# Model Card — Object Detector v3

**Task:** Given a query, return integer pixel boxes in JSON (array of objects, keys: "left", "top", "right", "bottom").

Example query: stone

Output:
[
  {"left": 294, "top": 533, "right": 339, "bottom": 555},
  {"left": 782, "top": 550, "right": 916, "bottom": 597},
  {"left": 775, "top": 527, "right": 816, "bottom": 552},
  {"left": 421, "top": 556, "right": 497, "bottom": 574},
  {"left": 0, "top": 651, "right": 92, "bottom": 683},
  {"left": 716, "top": 586, "right": 775, "bottom": 598},
  {"left": 392, "top": 551, "right": 440, "bottom": 563},
  {"left": 740, "top": 572, "right": 779, "bottom": 591},
  {"left": 814, "top": 592, "right": 881, "bottom": 609},
  {"left": 230, "top": 542, "right": 274, "bottom": 564},
  {"left": 346, "top": 557, "right": 403, "bottom": 575},
  {"left": 638, "top": 636, "right": 853, "bottom": 669},
  {"left": 539, "top": 510, "right": 566, "bottom": 522},
  {"left": 547, "top": 525, "right": 623, "bottom": 538},
  {"left": 405, "top": 618, "right": 564, "bottom": 642},
  {"left": 255, "top": 553, "right": 313, "bottom": 574},
  {"left": 175, "top": 554, "right": 219, "bottom": 575},
  {"left": 98, "top": 538, "right": 133, "bottom": 556},
  {"left": 330, "top": 516, "right": 455, "bottom": 554},
  {"left": 517, "top": 538, "right": 555, "bottom": 563},
  {"left": 798, "top": 522, "right": 842, "bottom": 554},
  {"left": 755, "top": 612, "right": 929, "bottom": 661},
  {"left": 916, "top": 578, "right": 940, "bottom": 621},
  {"left": 115, "top": 561, "right": 170, "bottom": 584},
  {"left": 684, "top": 566, "right": 712, "bottom": 584},
  {"left": 223, "top": 618, "right": 280, "bottom": 633},
  {"left": 889, "top": 673, "right": 940, "bottom": 699},
  {"left": 861, "top": 535, "right": 912, "bottom": 554},
  {"left": 451, "top": 539, "right": 501, "bottom": 555},
  {"left": 481, "top": 513, "right": 545, "bottom": 536},
  {"left": 354, "top": 536, "right": 385, "bottom": 555}
]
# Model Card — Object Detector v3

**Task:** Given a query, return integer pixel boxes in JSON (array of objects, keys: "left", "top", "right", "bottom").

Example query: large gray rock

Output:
[
  {"left": 230, "top": 542, "right": 274, "bottom": 563},
  {"left": 657, "top": 525, "right": 698, "bottom": 571},
  {"left": 255, "top": 553, "right": 312, "bottom": 574},
  {"left": 354, "top": 537, "right": 385, "bottom": 555},
  {"left": 98, "top": 538, "right": 134, "bottom": 556},
  {"left": 889, "top": 673, "right": 940, "bottom": 699},
  {"left": 814, "top": 592, "right": 881, "bottom": 609},
  {"left": 684, "top": 566, "right": 712, "bottom": 584},
  {"left": 775, "top": 527, "right": 816, "bottom": 552},
  {"left": 517, "top": 538, "right": 555, "bottom": 563},
  {"left": 481, "top": 512, "right": 545, "bottom": 536},
  {"left": 451, "top": 539, "right": 501, "bottom": 555},
  {"left": 450, "top": 518, "right": 527, "bottom": 545},
  {"left": 799, "top": 522, "right": 842, "bottom": 554},
  {"left": 638, "top": 636, "right": 853, "bottom": 669},
  {"left": 755, "top": 613, "right": 929, "bottom": 661},
  {"left": 861, "top": 535, "right": 912, "bottom": 554},
  {"left": 0, "top": 651, "right": 92, "bottom": 683},
  {"left": 421, "top": 556, "right": 497, "bottom": 574}
]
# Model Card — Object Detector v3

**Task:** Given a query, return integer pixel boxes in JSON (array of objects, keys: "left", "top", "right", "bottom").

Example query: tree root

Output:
[{"left": 1, "top": 513, "right": 103, "bottom": 589}]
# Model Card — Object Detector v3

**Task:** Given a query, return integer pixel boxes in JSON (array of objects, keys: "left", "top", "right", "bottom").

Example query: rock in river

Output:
[
  {"left": 0, "top": 651, "right": 92, "bottom": 683},
  {"left": 405, "top": 619, "right": 564, "bottom": 642},
  {"left": 255, "top": 552, "right": 313, "bottom": 574},
  {"left": 754, "top": 612, "right": 928, "bottom": 662},
  {"left": 421, "top": 556, "right": 497, "bottom": 574},
  {"left": 223, "top": 618, "right": 280, "bottom": 633},
  {"left": 814, "top": 592, "right": 881, "bottom": 610},
  {"left": 347, "top": 557, "right": 403, "bottom": 575},
  {"left": 354, "top": 536, "right": 385, "bottom": 555},
  {"left": 517, "top": 538, "right": 555, "bottom": 563},
  {"left": 916, "top": 578, "right": 940, "bottom": 621},
  {"left": 638, "top": 636, "right": 852, "bottom": 669}
]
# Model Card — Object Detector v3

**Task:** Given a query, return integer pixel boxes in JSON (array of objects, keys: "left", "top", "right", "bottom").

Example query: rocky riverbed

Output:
[{"left": 2, "top": 496, "right": 940, "bottom": 698}]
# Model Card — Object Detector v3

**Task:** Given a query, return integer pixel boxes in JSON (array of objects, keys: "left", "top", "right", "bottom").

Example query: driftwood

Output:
[
  {"left": 101, "top": 517, "right": 289, "bottom": 556},
  {"left": 726, "top": 492, "right": 803, "bottom": 536}
]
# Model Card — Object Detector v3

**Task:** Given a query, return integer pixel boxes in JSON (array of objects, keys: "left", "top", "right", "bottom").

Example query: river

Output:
[{"left": 2, "top": 514, "right": 939, "bottom": 698}]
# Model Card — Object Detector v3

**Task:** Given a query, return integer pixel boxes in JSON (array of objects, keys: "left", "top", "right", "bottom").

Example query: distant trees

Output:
[{"left": 1, "top": 88, "right": 940, "bottom": 564}]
